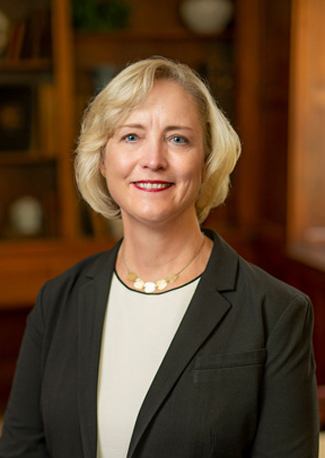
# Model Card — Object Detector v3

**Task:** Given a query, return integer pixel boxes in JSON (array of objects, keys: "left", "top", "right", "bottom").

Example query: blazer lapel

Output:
[
  {"left": 77, "top": 244, "right": 120, "bottom": 458},
  {"left": 128, "top": 230, "right": 239, "bottom": 458}
]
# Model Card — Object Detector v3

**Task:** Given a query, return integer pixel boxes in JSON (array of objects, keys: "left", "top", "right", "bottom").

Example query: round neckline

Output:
[{"left": 113, "top": 269, "right": 202, "bottom": 296}]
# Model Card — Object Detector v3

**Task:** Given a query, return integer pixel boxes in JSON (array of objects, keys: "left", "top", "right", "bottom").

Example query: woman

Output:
[{"left": 0, "top": 56, "right": 319, "bottom": 457}]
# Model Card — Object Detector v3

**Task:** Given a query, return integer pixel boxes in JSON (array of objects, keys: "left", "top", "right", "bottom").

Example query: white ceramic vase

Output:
[{"left": 180, "top": 0, "right": 234, "bottom": 34}]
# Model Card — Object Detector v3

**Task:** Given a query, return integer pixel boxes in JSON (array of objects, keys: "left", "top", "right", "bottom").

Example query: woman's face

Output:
[{"left": 101, "top": 79, "right": 205, "bottom": 229}]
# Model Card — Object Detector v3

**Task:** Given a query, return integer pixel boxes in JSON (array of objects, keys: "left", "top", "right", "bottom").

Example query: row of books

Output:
[{"left": 4, "top": 8, "right": 52, "bottom": 61}]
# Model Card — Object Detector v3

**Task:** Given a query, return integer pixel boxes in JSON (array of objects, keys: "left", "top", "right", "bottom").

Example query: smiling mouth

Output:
[{"left": 133, "top": 181, "right": 173, "bottom": 191}]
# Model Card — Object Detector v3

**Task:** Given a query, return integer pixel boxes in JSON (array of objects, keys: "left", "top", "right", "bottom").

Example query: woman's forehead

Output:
[{"left": 117, "top": 81, "right": 201, "bottom": 125}]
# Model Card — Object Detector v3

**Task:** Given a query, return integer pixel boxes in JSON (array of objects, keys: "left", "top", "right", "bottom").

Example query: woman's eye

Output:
[
  {"left": 171, "top": 135, "right": 188, "bottom": 144},
  {"left": 123, "top": 134, "right": 138, "bottom": 142}
]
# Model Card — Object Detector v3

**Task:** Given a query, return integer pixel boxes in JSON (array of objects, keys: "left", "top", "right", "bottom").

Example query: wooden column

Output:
[
  {"left": 52, "top": 0, "right": 79, "bottom": 238},
  {"left": 234, "top": 0, "right": 264, "bottom": 237}
]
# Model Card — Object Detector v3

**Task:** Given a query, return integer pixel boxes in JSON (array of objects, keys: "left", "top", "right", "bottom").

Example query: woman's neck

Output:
[{"left": 116, "top": 219, "right": 213, "bottom": 291}]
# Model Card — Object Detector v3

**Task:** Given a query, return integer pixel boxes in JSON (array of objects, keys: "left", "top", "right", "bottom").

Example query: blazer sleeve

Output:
[
  {"left": 251, "top": 294, "right": 319, "bottom": 458},
  {"left": 0, "top": 286, "right": 50, "bottom": 458}
]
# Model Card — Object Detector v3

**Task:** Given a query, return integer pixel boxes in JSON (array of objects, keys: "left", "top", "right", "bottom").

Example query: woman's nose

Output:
[{"left": 139, "top": 138, "right": 168, "bottom": 170}]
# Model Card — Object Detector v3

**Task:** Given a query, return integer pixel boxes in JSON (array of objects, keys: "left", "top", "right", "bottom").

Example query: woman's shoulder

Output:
[
  {"left": 230, "top": 244, "right": 312, "bottom": 338},
  {"left": 27, "top": 245, "right": 118, "bottom": 335},
  {"left": 239, "top": 255, "right": 308, "bottom": 300},
  {"left": 47, "top": 251, "right": 108, "bottom": 285},
  {"left": 206, "top": 229, "right": 312, "bottom": 322},
  {"left": 39, "top": 243, "right": 119, "bottom": 302},
  {"left": 208, "top": 229, "right": 309, "bottom": 300}
]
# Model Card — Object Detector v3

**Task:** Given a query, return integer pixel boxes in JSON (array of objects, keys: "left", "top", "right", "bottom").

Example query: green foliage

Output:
[{"left": 72, "top": 0, "right": 132, "bottom": 33}]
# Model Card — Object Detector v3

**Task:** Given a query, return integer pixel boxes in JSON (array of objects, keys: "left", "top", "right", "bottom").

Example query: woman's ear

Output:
[
  {"left": 100, "top": 162, "right": 106, "bottom": 177},
  {"left": 100, "top": 147, "right": 106, "bottom": 177}
]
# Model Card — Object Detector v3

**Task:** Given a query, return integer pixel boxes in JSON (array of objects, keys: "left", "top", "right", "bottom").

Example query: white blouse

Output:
[{"left": 96, "top": 272, "right": 200, "bottom": 458}]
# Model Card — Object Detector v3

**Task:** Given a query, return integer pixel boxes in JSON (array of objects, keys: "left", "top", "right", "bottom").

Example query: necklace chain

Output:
[{"left": 123, "top": 235, "right": 205, "bottom": 293}]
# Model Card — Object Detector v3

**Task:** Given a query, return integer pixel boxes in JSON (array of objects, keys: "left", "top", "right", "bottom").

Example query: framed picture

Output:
[{"left": 0, "top": 85, "right": 34, "bottom": 153}]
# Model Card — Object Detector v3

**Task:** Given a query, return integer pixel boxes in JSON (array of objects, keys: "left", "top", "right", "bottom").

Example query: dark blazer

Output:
[{"left": 0, "top": 230, "right": 319, "bottom": 458}]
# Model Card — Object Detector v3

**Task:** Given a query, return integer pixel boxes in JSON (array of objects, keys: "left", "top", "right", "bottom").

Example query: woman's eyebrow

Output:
[
  {"left": 116, "top": 124, "right": 195, "bottom": 132},
  {"left": 164, "top": 125, "right": 194, "bottom": 132},
  {"left": 117, "top": 124, "right": 145, "bottom": 130}
]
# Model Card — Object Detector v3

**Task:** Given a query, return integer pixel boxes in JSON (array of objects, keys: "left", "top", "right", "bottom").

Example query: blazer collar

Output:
[
  {"left": 76, "top": 231, "right": 239, "bottom": 458},
  {"left": 201, "top": 228, "right": 239, "bottom": 292}
]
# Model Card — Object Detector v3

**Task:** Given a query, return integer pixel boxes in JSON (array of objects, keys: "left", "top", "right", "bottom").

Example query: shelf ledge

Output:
[{"left": 0, "top": 59, "right": 52, "bottom": 73}]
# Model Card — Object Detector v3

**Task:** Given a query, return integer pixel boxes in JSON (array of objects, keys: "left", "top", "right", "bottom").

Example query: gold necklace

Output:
[{"left": 123, "top": 235, "right": 205, "bottom": 293}]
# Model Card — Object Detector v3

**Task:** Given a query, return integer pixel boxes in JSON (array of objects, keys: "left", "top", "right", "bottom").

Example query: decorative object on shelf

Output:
[
  {"left": 180, "top": 0, "right": 234, "bottom": 34},
  {"left": 72, "top": 0, "right": 132, "bottom": 33},
  {"left": 0, "top": 9, "right": 10, "bottom": 57},
  {"left": 9, "top": 195, "right": 43, "bottom": 237},
  {"left": 0, "top": 85, "right": 33, "bottom": 153}
]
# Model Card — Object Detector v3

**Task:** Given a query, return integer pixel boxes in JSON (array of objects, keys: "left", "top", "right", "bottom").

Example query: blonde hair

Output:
[{"left": 75, "top": 56, "right": 241, "bottom": 223}]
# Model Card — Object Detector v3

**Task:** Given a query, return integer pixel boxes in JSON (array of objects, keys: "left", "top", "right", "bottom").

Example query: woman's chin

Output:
[{"left": 121, "top": 204, "right": 195, "bottom": 230}]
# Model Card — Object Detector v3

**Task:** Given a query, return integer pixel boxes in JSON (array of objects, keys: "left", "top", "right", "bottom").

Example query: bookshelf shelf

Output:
[{"left": 0, "top": 58, "right": 52, "bottom": 72}]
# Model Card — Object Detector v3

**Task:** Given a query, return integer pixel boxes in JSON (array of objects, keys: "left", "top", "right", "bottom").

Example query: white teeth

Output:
[{"left": 135, "top": 182, "right": 170, "bottom": 189}]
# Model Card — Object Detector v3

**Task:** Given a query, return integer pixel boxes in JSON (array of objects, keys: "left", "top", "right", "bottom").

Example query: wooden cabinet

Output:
[
  {"left": 0, "top": 0, "right": 95, "bottom": 408},
  {"left": 0, "top": 0, "right": 111, "bottom": 309},
  {"left": 0, "top": 0, "right": 77, "bottom": 243}
]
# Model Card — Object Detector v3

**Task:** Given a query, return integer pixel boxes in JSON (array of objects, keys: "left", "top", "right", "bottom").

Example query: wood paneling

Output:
[
  {"left": 288, "top": 0, "right": 325, "bottom": 245},
  {"left": 235, "top": 0, "right": 325, "bottom": 386}
]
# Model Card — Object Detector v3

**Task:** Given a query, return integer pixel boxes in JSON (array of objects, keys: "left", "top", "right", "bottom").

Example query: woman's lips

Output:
[{"left": 132, "top": 181, "right": 174, "bottom": 192}]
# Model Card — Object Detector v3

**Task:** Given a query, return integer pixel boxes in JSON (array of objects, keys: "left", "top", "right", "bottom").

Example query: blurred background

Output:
[{"left": 0, "top": 0, "right": 324, "bottom": 427}]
